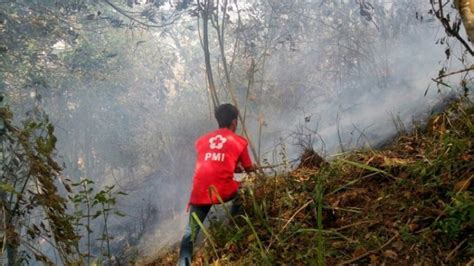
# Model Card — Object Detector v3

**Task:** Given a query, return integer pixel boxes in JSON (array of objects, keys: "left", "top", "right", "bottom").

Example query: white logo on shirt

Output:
[{"left": 209, "top": 135, "right": 227, "bottom": 150}]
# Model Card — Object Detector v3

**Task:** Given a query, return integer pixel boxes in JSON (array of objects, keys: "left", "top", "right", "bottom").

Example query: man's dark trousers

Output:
[{"left": 178, "top": 198, "right": 241, "bottom": 266}]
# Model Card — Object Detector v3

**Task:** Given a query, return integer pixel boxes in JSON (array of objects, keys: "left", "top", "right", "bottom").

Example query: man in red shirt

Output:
[{"left": 178, "top": 103, "right": 256, "bottom": 266}]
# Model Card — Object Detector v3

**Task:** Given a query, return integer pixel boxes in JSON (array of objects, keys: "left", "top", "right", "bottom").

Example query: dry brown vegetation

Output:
[{"left": 149, "top": 100, "right": 473, "bottom": 265}]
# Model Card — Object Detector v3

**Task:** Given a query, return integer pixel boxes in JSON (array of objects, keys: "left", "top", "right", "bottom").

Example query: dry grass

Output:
[{"left": 149, "top": 100, "right": 473, "bottom": 265}]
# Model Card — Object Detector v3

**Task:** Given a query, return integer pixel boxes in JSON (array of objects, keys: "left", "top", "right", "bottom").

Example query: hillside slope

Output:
[{"left": 149, "top": 100, "right": 473, "bottom": 265}]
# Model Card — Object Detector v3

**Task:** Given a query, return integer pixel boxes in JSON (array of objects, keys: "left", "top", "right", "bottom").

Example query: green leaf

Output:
[{"left": 94, "top": 192, "right": 107, "bottom": 203}]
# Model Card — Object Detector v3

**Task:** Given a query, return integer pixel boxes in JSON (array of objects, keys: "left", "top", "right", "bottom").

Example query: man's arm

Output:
[
  {"left": 243, "top": 164, "right": 257, "bottom": 173},
  {"left": 237, "top": 144, "right": 257, "bottom": 173}
]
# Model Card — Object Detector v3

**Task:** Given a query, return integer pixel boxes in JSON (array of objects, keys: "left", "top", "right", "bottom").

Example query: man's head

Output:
[{"left": 215, "top": 103, "right": 239, "bottom": 131}]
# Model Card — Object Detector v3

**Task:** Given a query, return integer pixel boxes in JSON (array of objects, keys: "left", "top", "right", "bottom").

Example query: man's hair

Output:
[{"left": 215, "top": 103, "right": 239, "bottom": 128}]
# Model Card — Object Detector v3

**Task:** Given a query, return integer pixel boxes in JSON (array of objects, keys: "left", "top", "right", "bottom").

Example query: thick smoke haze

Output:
[
  {"left": 136, "top": 13, "right": 468, "bottom": 259},
  {"left": 6, "top": 1, "right": 471, "bottom": 262}
]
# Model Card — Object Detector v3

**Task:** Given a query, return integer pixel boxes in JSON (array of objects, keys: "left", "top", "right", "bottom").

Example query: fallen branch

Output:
[{"left": 339, "top": 232, "right": 399, "bottom": 265}]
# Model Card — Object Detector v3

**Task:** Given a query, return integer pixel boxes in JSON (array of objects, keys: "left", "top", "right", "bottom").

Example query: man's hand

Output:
[
  {"left": 235, "top": 164, "right": 257, "bottom": 173},
  {"left": 243, "top": 164, "right": 257, "bottom": 173},
  {"left": 234, "top": 165, "right": 244, "bottom": 173}
]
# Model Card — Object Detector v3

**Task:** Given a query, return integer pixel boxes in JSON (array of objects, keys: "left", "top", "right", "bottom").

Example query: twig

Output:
[
  {"left": 433, "top": 65, "right": 474, "bottom": 81},
  {"left": 456, "top": 175, "right": 474, "bottom": 195},
  {"left": 280, "top": 200, "right": 313, "bottom": 233},
  {"left": 338, "top": 232, "right": 399, "bottom": 265},
  {"left": 334, "top": 220, "right": 376, "bottom": 231},
  {"left": 445, "top": 238, "right": 468, "bottom": 262},
  {"left": 20, "top": 239, "right": 54, "bottom": 264},
  {"left": 430, "top": 0, "right": 474, "bottom": 56},
  {"left": 466, "top": 258, "right": 474, "bottom": 266},
  {"left": 265, "top": 199, "right": 314, "bottom": 251},
  {"left": 325, "top": 205, "right": 362, "bottom": 214},
  {"left": 336, "top": 114, "right": 344, "bottom": 152}
]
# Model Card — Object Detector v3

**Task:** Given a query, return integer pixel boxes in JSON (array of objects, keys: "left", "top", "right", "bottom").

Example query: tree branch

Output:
[
  {"left": 430, "top": 0, "right": 474, "bottom": 56},
  {"left": 103, "top": 0, "right": 180, "bottom": 29},
  {"left": 433, "top": 65, "right": 474, "bottom": 80}
]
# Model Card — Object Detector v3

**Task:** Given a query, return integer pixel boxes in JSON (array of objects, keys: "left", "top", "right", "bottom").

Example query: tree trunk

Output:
[{"left": 200, "top": 0, "right": 220, "bottom": 109}]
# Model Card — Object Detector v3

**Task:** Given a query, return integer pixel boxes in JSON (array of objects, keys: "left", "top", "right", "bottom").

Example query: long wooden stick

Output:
[{"left": 210, "top": 1, "right": 263, "bottom": 173}]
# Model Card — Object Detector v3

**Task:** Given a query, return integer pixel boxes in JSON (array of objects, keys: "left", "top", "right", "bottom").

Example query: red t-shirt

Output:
[{"left": 189, "top": 128, "right": 253, "bottom": 205}]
